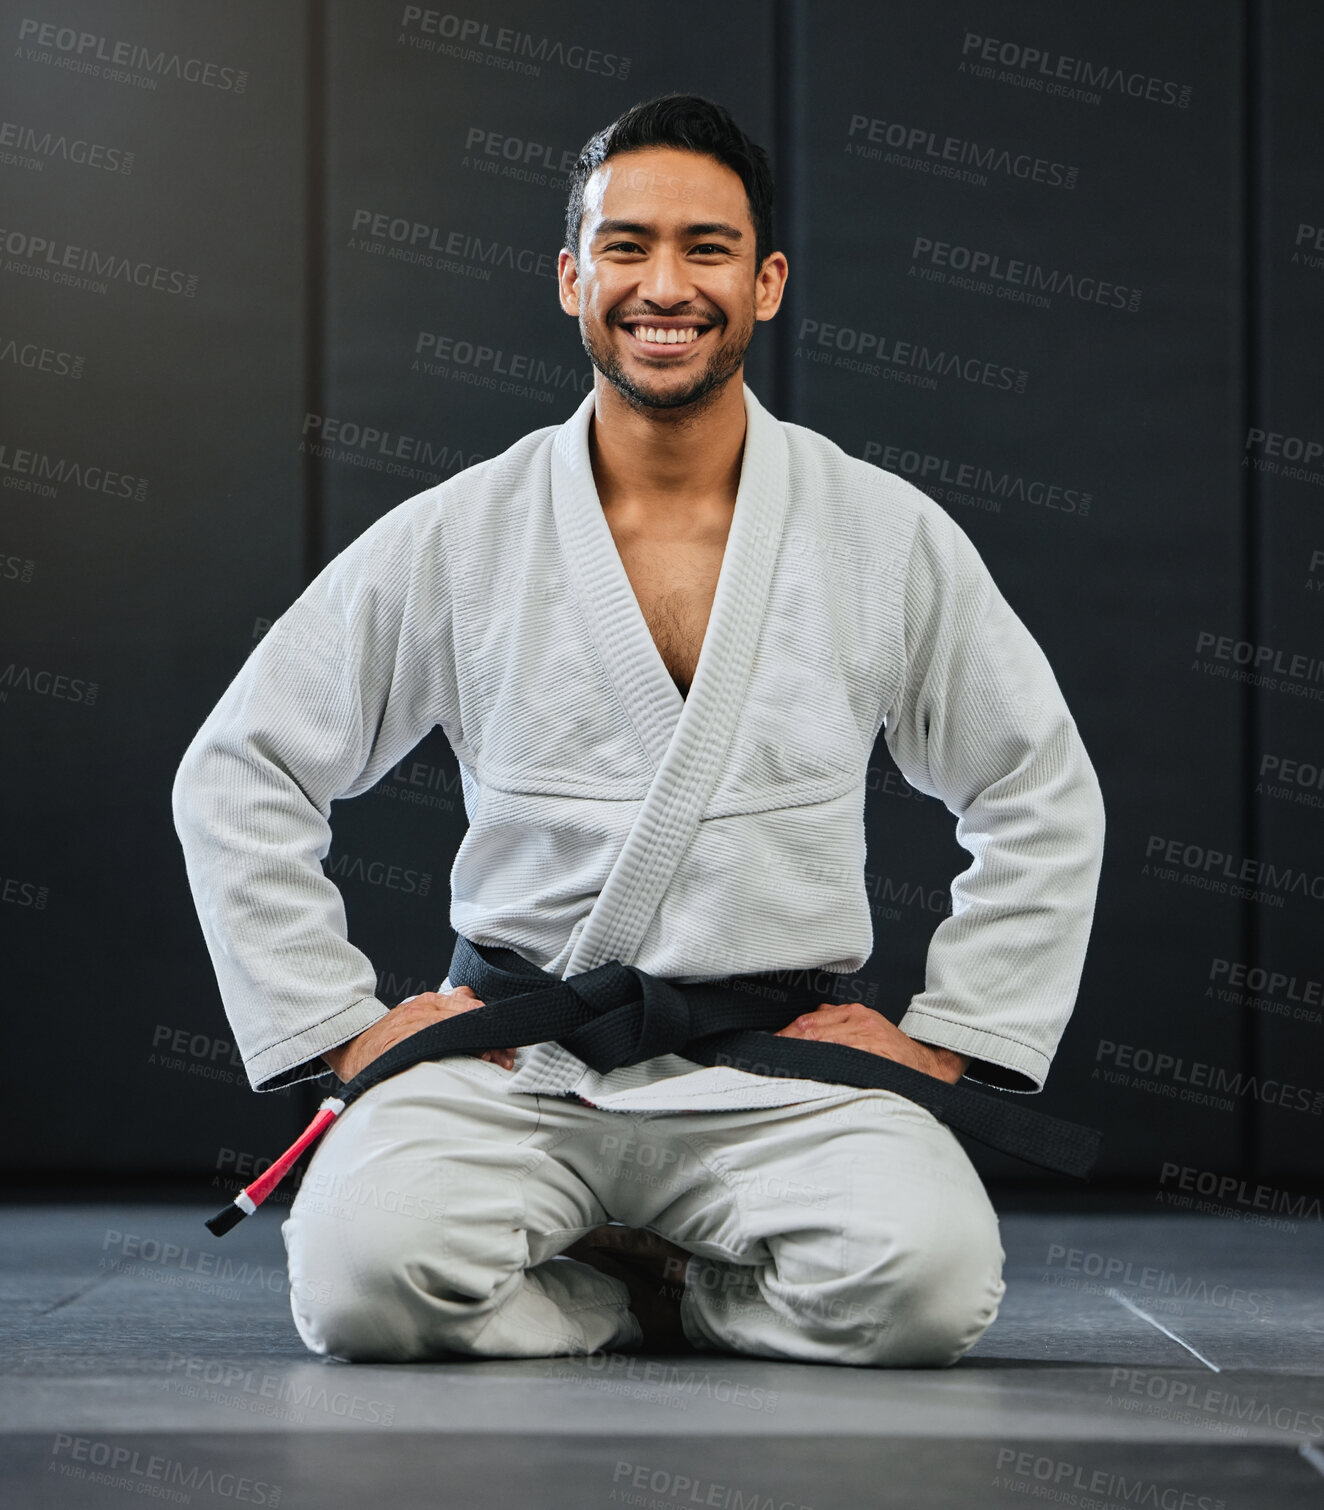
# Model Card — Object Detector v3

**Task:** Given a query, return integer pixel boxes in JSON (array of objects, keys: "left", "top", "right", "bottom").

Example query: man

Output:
[{"left": 172, "top": 94, "right": 1105, "bottom": 1369}]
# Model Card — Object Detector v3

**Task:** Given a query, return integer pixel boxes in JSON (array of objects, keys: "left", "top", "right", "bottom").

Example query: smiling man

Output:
[{"left": 173, "top": 95, "right": 1106, "bottom": 1369}]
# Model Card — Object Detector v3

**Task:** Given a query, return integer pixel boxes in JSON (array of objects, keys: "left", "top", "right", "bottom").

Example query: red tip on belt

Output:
[{"left": 204, "top": 1097, "right": 344, "bottom": 1236}]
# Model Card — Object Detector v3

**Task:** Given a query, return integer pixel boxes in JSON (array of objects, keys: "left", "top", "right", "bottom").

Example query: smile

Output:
[{"left": 620, "top": 323, "right": 712, "bottom": 353}]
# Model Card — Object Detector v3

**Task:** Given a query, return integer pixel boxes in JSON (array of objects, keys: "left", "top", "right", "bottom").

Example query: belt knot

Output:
[{"left": 559, "top": 961, "right": 695, "bottom": 1073}]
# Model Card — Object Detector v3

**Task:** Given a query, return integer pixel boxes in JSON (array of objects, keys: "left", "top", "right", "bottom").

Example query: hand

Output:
[
  {"left": 774, "top": 1002, "right": 970, "bottom": 1084},
  {"left": 321, "top": 986, "right": 516, "bottom": 1082}
]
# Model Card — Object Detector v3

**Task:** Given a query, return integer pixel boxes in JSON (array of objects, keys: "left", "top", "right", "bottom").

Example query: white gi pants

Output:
[{"left": 282, "top": 1057, "right": 1006, "bottom": 1368}]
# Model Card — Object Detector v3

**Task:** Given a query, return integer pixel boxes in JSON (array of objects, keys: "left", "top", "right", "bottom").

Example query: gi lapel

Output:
[{"left": 550, "top": 383, "right": 790, "bottom": 976}]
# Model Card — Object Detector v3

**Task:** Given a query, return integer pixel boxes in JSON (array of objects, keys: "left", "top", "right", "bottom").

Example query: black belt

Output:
[
  {"left": 342, "top": 935, "right": 1101, "bottom": 1178},
  {"left": 206, "top": 935, "right": 1100, "bottom": 1234}
]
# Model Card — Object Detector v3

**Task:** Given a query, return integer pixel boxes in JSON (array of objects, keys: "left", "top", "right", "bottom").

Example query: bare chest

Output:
[{"left": 608, "top": 531, "right": 728, "bottom": 699}]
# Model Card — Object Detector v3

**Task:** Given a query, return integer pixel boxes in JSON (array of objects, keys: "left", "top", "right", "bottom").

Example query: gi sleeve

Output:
[
  {"left": 881, "top": 500, "right": 1106, "bottom": 1092},
  {"left": 170, "top": 495, "right": 462, "bottom": 1091}
]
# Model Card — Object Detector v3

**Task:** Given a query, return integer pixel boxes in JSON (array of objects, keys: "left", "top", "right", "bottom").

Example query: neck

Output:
[{"left": 587, "top": 371, "right": 747, "bottom": 526}]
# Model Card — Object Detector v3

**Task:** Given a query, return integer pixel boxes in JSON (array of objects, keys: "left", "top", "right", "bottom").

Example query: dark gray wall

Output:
[{"left": 1, "top": 1, "right": 1319, "bottom": 1194}]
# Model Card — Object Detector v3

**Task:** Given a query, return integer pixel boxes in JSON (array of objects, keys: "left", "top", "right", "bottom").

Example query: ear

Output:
[
  {"left": 558, "top": 248, "right": 580, "bottom": 317},
  {"left": 754, "top": 251, "right": 789, "bottom": 323}
]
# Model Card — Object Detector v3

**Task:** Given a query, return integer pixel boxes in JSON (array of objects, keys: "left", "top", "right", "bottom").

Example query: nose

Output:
[{"left": 635, "top": 245, "right": 698, "bottom": 309}]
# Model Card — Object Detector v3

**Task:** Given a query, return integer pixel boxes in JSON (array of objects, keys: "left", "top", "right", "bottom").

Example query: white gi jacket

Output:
[{"left": 172, "top": 383, "right": 1105, "bottom": 1111}]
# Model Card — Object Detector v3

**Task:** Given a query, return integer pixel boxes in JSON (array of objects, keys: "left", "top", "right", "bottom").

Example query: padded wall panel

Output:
[
  {"left": 1249, "top": 0, "right": 1324, "bottom": 1180},
  {"left": 0, "top": 0, "right": 311, "bottom": 1171},
  {"left": 786, "top": 1, "right": 1248, "bottom": 1178}
]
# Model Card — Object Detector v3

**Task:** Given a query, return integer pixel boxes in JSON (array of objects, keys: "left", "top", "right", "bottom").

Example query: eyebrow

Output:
[{"left": 590, "top": 218, "right": 744, "bottom": 241}]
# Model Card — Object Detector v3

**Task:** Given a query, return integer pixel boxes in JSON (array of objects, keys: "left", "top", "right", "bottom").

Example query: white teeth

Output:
[{"left": 633, "top": 326, "right": 699, "bottom": 344}]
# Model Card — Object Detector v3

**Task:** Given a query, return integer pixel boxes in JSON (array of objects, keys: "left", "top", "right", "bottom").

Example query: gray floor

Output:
[{"left": 2, "top": 1201, "right": 1322, "bottom": 1508}]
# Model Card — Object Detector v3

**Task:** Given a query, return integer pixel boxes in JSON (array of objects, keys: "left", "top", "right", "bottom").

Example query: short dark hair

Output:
[{"left": 563, "top": 93, "right": 775, "bottom": 272}]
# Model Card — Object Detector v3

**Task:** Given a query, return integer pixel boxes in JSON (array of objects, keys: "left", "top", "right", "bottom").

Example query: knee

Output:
[
  {"left": 283, "top": 1202, "right": 514, "bottom": 1363},
  {"left": 284, "top": 1209, "right": 427, "bottom": 1362},
  {"left": 854, "top": 1209, "right": 1006, "bottom": 1368}
]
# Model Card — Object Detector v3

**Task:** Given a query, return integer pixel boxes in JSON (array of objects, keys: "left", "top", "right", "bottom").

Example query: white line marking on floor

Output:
[{"left": 1105, "top": 1288, "right": 1221, "bottom": 1372}]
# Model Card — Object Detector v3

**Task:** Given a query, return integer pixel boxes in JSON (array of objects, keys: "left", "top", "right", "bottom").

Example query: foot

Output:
[{"left": 562, "top": 1224, "right": 696, "bottom": 1353}]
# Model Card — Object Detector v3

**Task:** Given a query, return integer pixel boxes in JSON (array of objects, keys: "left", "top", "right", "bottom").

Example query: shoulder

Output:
[
  {"left": 337, "top": 419, "right": 563, "bottom": 559},
  {"left": 777, "top": 414, "right": 966, "bottom": 554}
]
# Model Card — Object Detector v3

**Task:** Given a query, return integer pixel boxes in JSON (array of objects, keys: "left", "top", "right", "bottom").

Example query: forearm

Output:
[
  {"left": 899, "top": 724, "right": 1106, "bottom": 1090},
  {"left": 171, "top": 507, "right": 462, "bottom": 1091},
  {"left": 884, "top": 504, "right": 1107, "bottom": 1091},
  {"left": 172, "top": 723, "right": 394, "bottom": 1087},
  {"left": 910, "top": 1041, "right": 971, "bottom": 1083}
]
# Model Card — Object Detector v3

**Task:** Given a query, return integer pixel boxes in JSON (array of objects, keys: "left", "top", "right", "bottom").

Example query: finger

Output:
[
  {"left": 778, "top": 1007, "right": 835, "bottom": 1030},
  {"left": 444, "top": 991, "right": 486, "bottom": 1011},
  {"left": 406, "top": 987, "right": 480, "bottom": 1009},
  {"left": 799, "top": 1004, "right": 872, "bottom": 1028}
]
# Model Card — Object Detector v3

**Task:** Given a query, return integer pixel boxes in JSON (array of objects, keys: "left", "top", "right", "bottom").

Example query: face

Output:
[{"left": 558, "top": 146, "right": 787, "bottom": 415}]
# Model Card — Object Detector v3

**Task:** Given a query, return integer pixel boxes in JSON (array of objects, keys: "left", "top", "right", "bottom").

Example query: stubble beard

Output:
[{"left": 580, "top": 307, "right": 755, "bottom": 421}]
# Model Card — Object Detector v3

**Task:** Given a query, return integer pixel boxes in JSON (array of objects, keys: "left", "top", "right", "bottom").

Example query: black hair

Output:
[{"left": 563, "top": 93, "right": 776, "bottom": 272}]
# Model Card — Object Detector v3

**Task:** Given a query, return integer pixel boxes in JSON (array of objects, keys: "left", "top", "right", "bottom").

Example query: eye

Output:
[
  {"left": 691, "top": 243, "right": 730, "bottom": 255},
  {"left": 602, "top": 240, "right": 645, "bottom": 253}
]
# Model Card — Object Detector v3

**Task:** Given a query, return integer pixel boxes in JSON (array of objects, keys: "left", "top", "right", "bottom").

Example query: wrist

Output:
[
  {"left": 321, "top": 1040, "right": 356, "bottom": 1079},
  {"left": 915, "top": 1041, "right": 970, "bottom": 1083}
]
